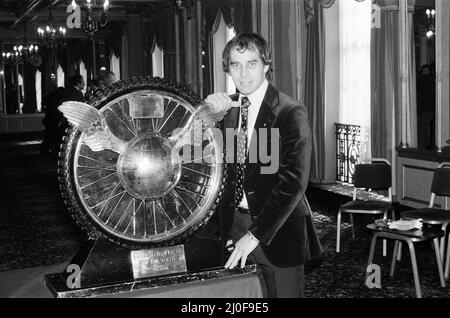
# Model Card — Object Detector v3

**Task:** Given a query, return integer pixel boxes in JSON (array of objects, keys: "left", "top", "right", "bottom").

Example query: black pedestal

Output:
[{"left": 44, "top": 237, "right": 256, "bottom": 298}]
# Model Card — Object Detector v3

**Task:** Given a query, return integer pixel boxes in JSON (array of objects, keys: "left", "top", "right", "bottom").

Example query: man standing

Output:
[
  {"left": 61, "top": 75, "right": 86, "bottom": 104},
  {"left": 102, "top": 71, "right": 116, "bottom": 87},
  {"left": 205, "top": 33, "right": 322, "bottom": 298}
]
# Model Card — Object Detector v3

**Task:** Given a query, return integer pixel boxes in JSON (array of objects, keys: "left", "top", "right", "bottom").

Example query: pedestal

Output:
[{"left": 44, "top": 237, "right": 257, "bottom": 298}]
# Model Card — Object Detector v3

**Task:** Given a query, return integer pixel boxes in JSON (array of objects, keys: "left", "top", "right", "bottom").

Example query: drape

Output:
[
  {"left": 22, "top": 64, "right": 37, "bottom": 113},
  {"left": 305, "top": 0, "right": 325, "bottom": 182},
  {"left": 202, "top": 0, "right": 252, "bottom": 95},
  {"left": 371, "top": 0, "right": 417, "bottom": 161}
]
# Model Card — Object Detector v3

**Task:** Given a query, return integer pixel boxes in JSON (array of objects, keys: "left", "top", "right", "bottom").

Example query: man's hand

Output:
[
  {"left": 204, "top": 93, "right": 240, "bottom": 111},
  {"left": 225, "top": 232, "right": 259, "bottom": 269},
  {"left": 195, "top": 93, "right": 240, "bottom": 126}
]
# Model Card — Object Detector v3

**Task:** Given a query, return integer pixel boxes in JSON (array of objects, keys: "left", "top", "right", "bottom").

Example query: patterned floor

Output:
[{"left": 0, "top": 133, "right": 449, "bottom": 298}]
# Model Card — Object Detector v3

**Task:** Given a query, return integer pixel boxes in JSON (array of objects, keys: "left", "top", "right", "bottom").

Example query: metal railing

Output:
[{"left": 335, "top": 123, "right": 361, "bottom": 184}]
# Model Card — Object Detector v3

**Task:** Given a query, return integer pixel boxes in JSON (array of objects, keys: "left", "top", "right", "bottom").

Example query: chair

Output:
[
  {"left": 336, "top": 158, "right": 395, "bottom": 254},
  {"left": 446, "top": 230, "right": 450, "bottom": 281},
  {"left": 400, "top": 162, "right": 450, "bottom": 275},
  {"left": 366, "top": 223, "right": 445, "bottom": 298}
]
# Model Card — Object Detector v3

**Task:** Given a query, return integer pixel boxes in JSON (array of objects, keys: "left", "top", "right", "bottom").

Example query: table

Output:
[{"left": 0, "top": 262, "right": 264, "bottom": 298}]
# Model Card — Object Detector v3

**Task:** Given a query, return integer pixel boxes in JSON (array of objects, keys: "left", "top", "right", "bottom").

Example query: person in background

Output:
[
  {"left": 40, "top": 85, "right": 64, "bottom": 154},
  {"left": 102, "top": 71, "right": 116, "bottom": 87},
  {"left": 60, "top": 75, "right": 86, "bottom": 104}
]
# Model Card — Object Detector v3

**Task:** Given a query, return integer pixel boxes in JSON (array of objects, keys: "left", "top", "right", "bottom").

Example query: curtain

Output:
[
  {"left": 22, "top": 64, "right": 37, "bottom": 113},
  {"left": 305, "top": 0, "right": 326, "bottom": 182},
  {"left": 271, "top": 0, "right": 302, "bottom": 98},
  {"left": 371, "top": 0, "right": 417, "bottom": 161},
  {"left": 202, "top": 0, "right": 251, "bottom": 95}
]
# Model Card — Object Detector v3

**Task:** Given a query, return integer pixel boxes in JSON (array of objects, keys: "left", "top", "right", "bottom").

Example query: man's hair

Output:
[
  {"left": 222, "top": 33, "right": 272, "bottom": 75},
  {"left": 102, "top": 71, "right": 115, "bottom": 80},
  {"left": 68, "top": 75, "right": 84, "bottom": 87}
]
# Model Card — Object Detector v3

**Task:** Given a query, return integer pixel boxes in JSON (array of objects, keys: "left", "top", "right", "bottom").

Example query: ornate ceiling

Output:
[{"left": 0, "top": 0, "right": 170, "bottom": 33}]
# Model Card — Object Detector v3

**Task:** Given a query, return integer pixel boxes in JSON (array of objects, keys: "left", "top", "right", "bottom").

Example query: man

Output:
[
  {"left": 61, "top": 75, "right": 86, "bottom": 104},
  {"left": 40, "top": 86, "right": 64, "bottom": 154},
  {"left": 205, "top": 33, "right": 322, "bottom": 298},
  {"left": 102, "top": 71, "right": 116, "bottom": 87}
]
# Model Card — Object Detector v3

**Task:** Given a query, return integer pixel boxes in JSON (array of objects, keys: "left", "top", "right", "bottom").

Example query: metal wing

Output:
[{"left": 58, "top": 101, "right": 127, "bottom": 154}]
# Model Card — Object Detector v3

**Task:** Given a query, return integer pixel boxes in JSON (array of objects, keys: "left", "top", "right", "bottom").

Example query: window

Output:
[
  {"left": 110, "top": 52, "right": 121, "bottom": 80},
  {"left": 35, "top": 70, "right": 42, "bottom": 112},
  {"left": 57, "top": 64, "right": 65, "bottom": 88},
  {"left": 339, "top": 0, "right": 372, "bottom": 159},
  {"left": 18, "top": 73, "right": 24, "bottom": 114},
  {"left": 151, "top": 40, "right": 164, "bottom": 78},
  {"left": 212, "top": 11, "right": 235, "bottom": 95},
  {"left": 79, "top": 60, "right": 87, "bottom": 94}
]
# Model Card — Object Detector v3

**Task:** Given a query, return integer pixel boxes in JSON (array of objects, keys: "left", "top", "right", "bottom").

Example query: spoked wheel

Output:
[{"left": 58, "top": 77, "right": 225, "bottom": 249}]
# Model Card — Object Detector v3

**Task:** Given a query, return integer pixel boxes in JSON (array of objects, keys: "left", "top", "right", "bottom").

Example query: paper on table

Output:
[{"left": 388, "top": 219, "right": 423, "bottom": 231}]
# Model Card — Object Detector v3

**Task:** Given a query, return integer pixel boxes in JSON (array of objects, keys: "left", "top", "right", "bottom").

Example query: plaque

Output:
[
  {"left": 131, "top": 245, "right": 187, "bottom": 279},
  {"left": 129, "top": 93, "right": 165, "bottom": 119}
]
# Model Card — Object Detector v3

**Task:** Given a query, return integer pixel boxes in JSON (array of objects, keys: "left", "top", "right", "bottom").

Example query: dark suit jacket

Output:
[
  {"left": 218, "top": 84, "right": 322, "bottom": 267},
  {"left": 60, "top": 86, "right": 86, "bottom": 103}
]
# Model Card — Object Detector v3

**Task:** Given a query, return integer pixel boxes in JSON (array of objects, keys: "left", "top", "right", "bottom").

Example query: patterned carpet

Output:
[{"left": 0, "top": 133, "right": 449, "bottom": 298}]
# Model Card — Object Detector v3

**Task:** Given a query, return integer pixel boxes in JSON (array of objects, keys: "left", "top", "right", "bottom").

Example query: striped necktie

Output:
[{"left": 234, "top": 96, "right": 251, "bottom": 208}]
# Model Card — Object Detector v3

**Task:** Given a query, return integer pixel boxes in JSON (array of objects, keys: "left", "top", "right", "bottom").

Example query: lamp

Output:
[
  {"left": 71, "top": 0, "right": 110, "bottom": 38},
  {"left": 2, "top": 25, "right": 39, "bottom": 65},
  {"left": 425, "top": 8, "right": 436, "bottom": 38},
  {"left": 1, "top": 50, "right": 21, "bottom": 65}
]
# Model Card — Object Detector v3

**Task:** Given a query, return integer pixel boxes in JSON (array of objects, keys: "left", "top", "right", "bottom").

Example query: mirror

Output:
[{"left": 414, "top": 0, "right": 436, "bottom": 150}]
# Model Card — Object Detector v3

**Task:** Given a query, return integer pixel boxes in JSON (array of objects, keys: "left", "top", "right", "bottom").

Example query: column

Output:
[
  {"left": 196, "top": 0, "right": 203, "bottom": 98},
  {"left": 435, "top": 0, "right": 450, "bottom": 152},
  {"left": 174, "top": 9, "right": 181, "bottom": 83},
  {"left": 399, "top": 0, "right": 409, "bottom": 148}
]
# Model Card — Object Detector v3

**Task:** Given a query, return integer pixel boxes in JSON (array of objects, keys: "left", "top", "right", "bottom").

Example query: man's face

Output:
[
  {"left": 228, "top": 46, "right": 269, "bottom": 96},
  {"left": 78, "top": 79, "right": 85, "bottom": 90},
  {"left": 105, "top": 74, "right": 116, "bottom": 85}
]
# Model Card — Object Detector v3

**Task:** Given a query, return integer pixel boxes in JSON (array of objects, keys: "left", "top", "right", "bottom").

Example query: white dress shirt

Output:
[{"left": 237, "top": 79, "right": 269, "bottom": 209}]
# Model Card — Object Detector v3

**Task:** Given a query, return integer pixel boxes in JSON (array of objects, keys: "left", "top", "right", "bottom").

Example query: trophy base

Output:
[{"left": 44, "top": 237, "right": 257, "bottom": 298}]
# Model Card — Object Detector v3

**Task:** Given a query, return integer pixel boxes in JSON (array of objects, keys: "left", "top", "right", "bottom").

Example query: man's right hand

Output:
[
  {"left": 205, "top": 93, "right": 240, "bottom": 112},
  {"left": 194, "top": 93, "right": 240, "bottom": 126}
]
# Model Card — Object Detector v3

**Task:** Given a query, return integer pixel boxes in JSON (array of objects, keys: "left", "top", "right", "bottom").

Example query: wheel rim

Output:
[{"left": 71, "top": 89, "right": 223, "bottom": 244}]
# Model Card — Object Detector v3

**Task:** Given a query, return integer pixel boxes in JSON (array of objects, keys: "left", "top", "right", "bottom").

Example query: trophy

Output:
[{"left": 44, "top": 76, "right": 256, "bottom": 298}]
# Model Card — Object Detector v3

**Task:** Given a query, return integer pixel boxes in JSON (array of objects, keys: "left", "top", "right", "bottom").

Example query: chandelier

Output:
[
  {"left": 71, "top": 0, "right": 110, "bottom": 38},
  {"left": 1, "top": 45, "right": 40, "bottom": 66},
  {"left": 37, "top": 9, "right": 67, "bottom": 50},
  {"left": 1, "top": 50, "right": 22, "bottom": 65},
  {"left": 425, "top": 8, "right": 436, "bottom": 38},
  {"left": 2, "top": 25, "right": 40, "bottom": 66}
]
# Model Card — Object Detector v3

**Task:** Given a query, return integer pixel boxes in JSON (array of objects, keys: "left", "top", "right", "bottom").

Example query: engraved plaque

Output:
[
  {"left": 129, "top": 94, "right": 164, "bottom": 119},
  {"left": 131, "top": 245, "right": 187, "bottom": 279}
]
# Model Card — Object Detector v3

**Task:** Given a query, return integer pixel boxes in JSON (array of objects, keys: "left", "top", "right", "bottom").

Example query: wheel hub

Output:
[{"left": 117, "top": 132, "right": 181, "bottom": 200}]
